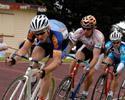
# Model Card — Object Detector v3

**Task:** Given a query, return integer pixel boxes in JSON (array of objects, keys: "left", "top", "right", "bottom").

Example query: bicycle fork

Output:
[
  {"left": 70, "top": 63, "right": 80, "bottom": 88},
  {"left": 105, "top": 69, "right": 113, "bottom": 96}
]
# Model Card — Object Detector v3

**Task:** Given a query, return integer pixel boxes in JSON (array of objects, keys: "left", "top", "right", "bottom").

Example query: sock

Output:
[
  {"left": 108, "top": 90, "right": 113, "bottom": 97},
  {"left": 82, "top": 90, "right": 88, "bottom": 96}
]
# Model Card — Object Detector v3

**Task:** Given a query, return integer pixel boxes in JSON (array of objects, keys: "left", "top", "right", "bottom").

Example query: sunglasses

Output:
[
  {"left": 112, "top": 41, "right": 121, "bottom": 44},
  {"left": 82, "top": 27, "right": 92, "bottom": 30},
  {"left": 35, "top": 30, "right": 48, "bottom": 35}
]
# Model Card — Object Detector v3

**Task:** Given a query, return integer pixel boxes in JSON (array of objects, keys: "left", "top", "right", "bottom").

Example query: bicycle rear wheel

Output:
[
  {"left": 2, "top": 75, "right": 27, "bottom": 100},
  {"left": 52, "top": 76, "right": 72, "bottom": 100},
  {"left": 118, "top": 79, "right": 125, "bottom": 100},
  {"left": 91, "top": 74, "right": 107, "bottom": 100}
]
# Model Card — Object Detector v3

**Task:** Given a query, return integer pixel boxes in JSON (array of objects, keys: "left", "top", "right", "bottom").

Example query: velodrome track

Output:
[{"left": 0, "top": 61, "right": 124, "bottom": 100}]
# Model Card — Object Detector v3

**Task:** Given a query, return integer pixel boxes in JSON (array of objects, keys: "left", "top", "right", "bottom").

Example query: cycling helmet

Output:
[
  {"left": 81, "top": 15, "right": 96, "bottom": 28},
  {"left": 116, "top": 21, "right": 125, "bottom": 34},
  {"left": 110, "top": 31, "right": 123, "bottom": 41},
  {"left": 30, "top": 14, "right": 49, "bottom": 32}
]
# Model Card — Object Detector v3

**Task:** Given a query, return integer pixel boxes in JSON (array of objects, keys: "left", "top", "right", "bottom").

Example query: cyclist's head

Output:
[
  {"left": 30, "top": 14, "right": 49, "bottom": 35},
  {"left": 110, "top": 30, "right": 122, "bottom": 43},
  {"left": 80, "top": 15, "right": 96, "bottom": 29}
]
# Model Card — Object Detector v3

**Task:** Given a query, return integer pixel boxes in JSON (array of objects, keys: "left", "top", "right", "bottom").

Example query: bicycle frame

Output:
[
  {"left": 9, "top": 61, "right": 45, "bottom": 100},
  {"left": 70, "top": 62, "right": 80, "bottom": 88},
  {"left": 104, "top": 66, "right": 114, "bottom": 96},
  {"left": 68, "top": 57, "right": 89, "bottom": 100},
  {"left": 70, "top": 70, "right": 88, "bottom": 100}
]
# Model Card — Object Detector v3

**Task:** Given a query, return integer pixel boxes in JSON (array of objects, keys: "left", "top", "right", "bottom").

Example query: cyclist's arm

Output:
[
  {"left": 65, "top": 40, "right": 75, "bottom": 53},
  {"left": 90, "top": 47, "right": 101, "bottom": 69},
  {"left": 14, "top": 31, "right": 35, "bottom": 59},
  {"left": 66, "top": 30, "right": 81, "bottom": 53},
  {"left": 116, "top": 53, "right": 125, "bottom": 73},
  {"left": 44, "top": 50, "right": 62, "bottom": 74},
  {"left": 12, "top": 39, "right": 33, "bottom": 60}
]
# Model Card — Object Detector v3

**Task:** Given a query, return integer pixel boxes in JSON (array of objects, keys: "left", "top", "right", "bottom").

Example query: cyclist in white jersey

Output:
[{"left": 66, "top": 15, "right": 105, "bottom": 99}]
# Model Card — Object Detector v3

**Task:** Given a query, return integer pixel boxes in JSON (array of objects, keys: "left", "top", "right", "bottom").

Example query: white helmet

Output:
[
  {"left": 30, "top": 14, "right": 49, "bottom": 32},
  {"left": 112, "top": 21, "right": 125, "bottom": 34},
  {"left": 110, "top": 31, "right": 123, "bottom": 41}
]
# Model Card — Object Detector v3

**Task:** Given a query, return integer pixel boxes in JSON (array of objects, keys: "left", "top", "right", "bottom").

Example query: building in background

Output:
[{"left": 0, "top": 1, "right": 46, "bottom": 53}]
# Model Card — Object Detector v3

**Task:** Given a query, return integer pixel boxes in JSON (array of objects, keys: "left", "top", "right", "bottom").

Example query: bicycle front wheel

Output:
[
  {"left": 52, "top": 76, "right": 72, "bottom": 100},
  {"left": 118, "top": 79, "right": 125, "bottom": 100},
  {"left": 2, "top": 75, "right": 27, "bottom": 100},
  {"left": 91, "top": 74, "right": 107, "bottom": 100}
]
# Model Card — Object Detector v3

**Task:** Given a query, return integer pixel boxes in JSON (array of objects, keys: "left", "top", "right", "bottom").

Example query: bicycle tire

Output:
[
  {"left": 118, "top": 79, "right": 125, "bottom": 100},
  {"left": 2, "top": 75, "right": 27, "bottom": 100},
  {"left": 52, "top": 76, "right": 72, "bottom": 100},
  {"left": 91, "top": 74, "right": 107, "bottom": 100}
]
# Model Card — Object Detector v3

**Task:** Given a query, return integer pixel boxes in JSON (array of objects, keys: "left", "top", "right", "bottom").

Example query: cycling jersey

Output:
[
  {"left": 49, "top": 19, "right": 68, "bottom": 39},
  {"left": 69, "top": 28, "right": 104, "bottom": 51},
  {"left": 27, "top": 30, "right": 64, "bottom": 50},
  {"left": 105, "top": 41, "right": 125, "bottom": 64}
]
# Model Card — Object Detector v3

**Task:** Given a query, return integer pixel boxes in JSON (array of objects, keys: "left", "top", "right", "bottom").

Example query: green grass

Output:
[
  {"left": 0, "top": 57, "right": 5, "bottom": 61},
  {"left": 0, "top": 57, "right": 72, "bottom": 63}
]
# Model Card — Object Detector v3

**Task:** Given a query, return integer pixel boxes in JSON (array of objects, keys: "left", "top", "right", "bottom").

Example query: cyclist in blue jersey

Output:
[
  {"left": 103, "top": 30, "right": 125, "bottom": 100},
  {"left": 18, "top": 19, "right": 69, "bottom": 56},
  {"left": 6, "top": 14, "right": 69, "bottom": 100}
]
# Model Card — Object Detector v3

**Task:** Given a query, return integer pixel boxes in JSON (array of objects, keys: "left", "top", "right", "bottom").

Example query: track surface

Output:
[{"left": 0, "top": 62, "right": 124, "bottom": 100}]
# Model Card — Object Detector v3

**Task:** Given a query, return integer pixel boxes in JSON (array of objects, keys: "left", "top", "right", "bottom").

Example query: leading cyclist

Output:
[
  {"left": 18, "top": 18, "right": 69, "bottom": 57},
  {"left": 103, "top": 31, "right": 125, "bottom": 100},
  {"left": 66, "top": 15, "right": 105, "bottom": 99},
  {"left": 6, "top": 14, "right": 69, "bottom": 100}
]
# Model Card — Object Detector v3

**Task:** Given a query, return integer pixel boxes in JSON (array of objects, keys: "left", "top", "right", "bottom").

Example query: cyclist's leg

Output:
[
  {"left": 109, "top": 61, "right": 123, "bottom": 98},
  {"left": 32, "top": 42, "right": 56, "bottom": 100},
  {"left": 77, "top": 47, "right": 93, "bottom": 99},
  {"left": 83, "top": 53, "right": 104, "bottom": 91},
  {"left": 110, "top": 75, "right": 118, "bottom": 94},
  {"left": 69, "top": 50, "right": 85, "bottom": 73},
  {"left": 69, "top": 44, "right": 86, "bottom": 73},
  {"left": 102, "top": 54, "right": 114, "bottom": 99},
  {"left": 31, "top": 43, "right": 51, "bottom": 99},
  {"left": 38, "top": 72, "right": 52, "bottom": 99}
]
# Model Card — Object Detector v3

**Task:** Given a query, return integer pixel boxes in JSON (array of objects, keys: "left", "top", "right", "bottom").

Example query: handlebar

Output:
[
  {"left": 102, "top": 61, "right": 114, "bottom": 67},
  {"left": 65, "top": 54, "right": 84, "bottom": 63},
  {"left": 13, "top": 53, "right": 43, "bottom": 65}
]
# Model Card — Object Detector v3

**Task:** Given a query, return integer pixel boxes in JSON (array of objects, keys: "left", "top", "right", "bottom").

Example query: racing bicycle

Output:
[
  {"left": 2, "top": 54, "right": 55, "bottom": 100},
  {"left": 91, "top": 62, "right": 116, "bottom": 100},
  {"left": 52, "top": 55, "right": 90, "bottom": 100}
]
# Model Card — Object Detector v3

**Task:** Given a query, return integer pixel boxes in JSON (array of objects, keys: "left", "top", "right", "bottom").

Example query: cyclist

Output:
[
  {"left": 66, "top": 15, "right": 105, "bottom": 99},
  {"left": 6, "top": 14, "right": 69, "bottom": 100},
  {"left": 103, "top": 31, "right": 125, "bottom": 100},
  {"left": 18, "top": 19, "right": 69, "bottom": 56}
]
